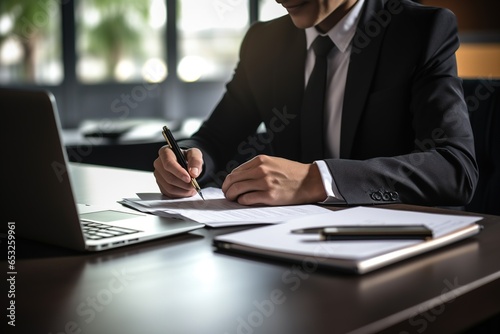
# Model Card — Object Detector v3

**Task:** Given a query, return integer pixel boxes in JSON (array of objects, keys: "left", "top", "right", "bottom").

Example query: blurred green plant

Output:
[
  {"left": 78, "top": 0, "right": 150, "bottom": 79},
  {"left": 0, "top": 0, "right": 152, "bottom": 81},
  {"left": 0, "top": 0, "right": 57, "bottom": 81}
]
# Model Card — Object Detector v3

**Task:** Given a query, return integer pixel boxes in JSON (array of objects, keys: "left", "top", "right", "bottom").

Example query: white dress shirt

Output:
[{"left": 305, "top": 0, "right": 365, "bottom": 203}]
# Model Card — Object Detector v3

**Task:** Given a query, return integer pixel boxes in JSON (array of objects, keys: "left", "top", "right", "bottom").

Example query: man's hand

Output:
[
  {"left": 153, "top": 146, "right": 203, "bottom": 198},
  {"left": 222, "top": 155, "right": 327, "bottom": 205}
]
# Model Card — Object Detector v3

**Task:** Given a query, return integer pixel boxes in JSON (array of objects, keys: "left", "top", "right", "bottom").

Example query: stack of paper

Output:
[
  {"left": 120, "top": 187, "right": 331, "bottom": 228},
  {"left": 214, "top": 207, "right": 483, "bottom": 274}
]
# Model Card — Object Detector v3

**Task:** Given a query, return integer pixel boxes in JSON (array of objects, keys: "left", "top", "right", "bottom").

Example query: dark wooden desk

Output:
[{"left": 3, "top": 164, "right": 500, "bottom": 334}]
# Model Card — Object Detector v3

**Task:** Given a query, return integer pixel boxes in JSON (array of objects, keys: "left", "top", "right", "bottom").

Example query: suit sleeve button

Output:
[
  {"left": 390, "top": 191, "right": 399, "bottom": 201},
  {"left": 371, "top": 192, "right": 382, "bottom": 201}
]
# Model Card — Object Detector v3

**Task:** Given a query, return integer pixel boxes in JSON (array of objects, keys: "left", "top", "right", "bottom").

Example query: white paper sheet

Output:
[
  {"left": 120, "top": 187, "right": 331, "bottom": 227},
  {"left": 215, "top": 206, "right": 483, "bottom": 260}
]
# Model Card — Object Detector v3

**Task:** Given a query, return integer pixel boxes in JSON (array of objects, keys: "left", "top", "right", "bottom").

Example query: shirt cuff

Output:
[{"left": 314, "top": 160, "right": 346, "bottom": 204}]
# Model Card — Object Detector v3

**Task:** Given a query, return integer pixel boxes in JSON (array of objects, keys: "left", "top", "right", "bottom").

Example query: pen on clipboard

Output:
[
  {"left": 292, "top": 225, "right": 433, "bottom": 240},
  {"left": 162, "top": 126, "right": 204, "bottom": 200}
]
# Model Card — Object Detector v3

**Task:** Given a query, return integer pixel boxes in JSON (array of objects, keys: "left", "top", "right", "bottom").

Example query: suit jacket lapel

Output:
[{"left": 340, "top": 0, "right": 388, "bottom": 158}]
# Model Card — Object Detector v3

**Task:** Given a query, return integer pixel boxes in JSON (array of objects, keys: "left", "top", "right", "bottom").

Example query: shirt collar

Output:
[{"left": 305, "top": 0, "right": 365, "bottom": 53}]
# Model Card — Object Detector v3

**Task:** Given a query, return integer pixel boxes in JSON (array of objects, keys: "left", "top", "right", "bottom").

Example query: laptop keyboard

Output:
[{"left": 81, "top": 221, "right": 141, "bottom": 240}]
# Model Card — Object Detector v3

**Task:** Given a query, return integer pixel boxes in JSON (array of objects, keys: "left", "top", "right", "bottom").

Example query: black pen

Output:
[
  {"left": 292, "top": 225, "right": 433, "bottom": 240},
  {"left": 162, "top": 126, "right": 204, "bottom": 200}
]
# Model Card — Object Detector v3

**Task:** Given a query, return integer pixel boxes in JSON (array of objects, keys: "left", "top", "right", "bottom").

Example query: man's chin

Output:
[{"left": 289, "top": 15, "right": 316, "bottom": 29}]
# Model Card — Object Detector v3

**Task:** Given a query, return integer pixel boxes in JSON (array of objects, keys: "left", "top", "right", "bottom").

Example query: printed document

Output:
[{"left": 120, "top": 187, "right": 331, "bottom": 227}]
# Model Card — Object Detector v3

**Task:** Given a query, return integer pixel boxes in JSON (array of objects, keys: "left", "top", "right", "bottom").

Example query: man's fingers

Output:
[
  {"left": 153, "top": 146, "right": 204, "bottom": 198},
  {"left": 222, "top": 157, "right": 268, "bottom": 194},
  {"left": 153, "top": 164, "right": 197, "bottom": 198},
  {"left": 230, "top": 154, "right": 266, "bottom": 173},
  {"left": 186, "top": 148, "right": 203, "bottom": 178},
  {"left": 158, "top": 145, "right": 191, "bottom": 183},
  {"left": 223, "top": 168, "right": 268, "bottom": 201}
]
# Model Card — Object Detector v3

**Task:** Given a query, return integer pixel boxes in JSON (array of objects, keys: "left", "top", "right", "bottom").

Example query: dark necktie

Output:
[{"left": 300, "top": 35, "right": 334, "bottom": 163}]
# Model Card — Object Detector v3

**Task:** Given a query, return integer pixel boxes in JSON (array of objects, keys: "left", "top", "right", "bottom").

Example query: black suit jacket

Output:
[{"left": 183, "top": 0, "right": 478, "bottom": 206}]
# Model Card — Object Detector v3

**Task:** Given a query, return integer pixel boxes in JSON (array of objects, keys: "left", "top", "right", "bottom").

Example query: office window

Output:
[
  {"left": 76, "top": 0, "right": 167, "bottom": 83},
  {"left": 177, "top": 0, "right": 248, "bottom": 82},
  {"left": 0, "top": 0, "right": 63, "bottom": 84},
  {"left": 1, "top": 1, "right": 293, "bottom": 127},
  {"left": 259, "top": 0, "right": 287, "bottom": 22}
]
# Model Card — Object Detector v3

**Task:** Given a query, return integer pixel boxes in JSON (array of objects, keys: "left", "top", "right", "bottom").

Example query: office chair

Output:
[{"left": 462, "top": 78, "right": 500, "bottom": 215}]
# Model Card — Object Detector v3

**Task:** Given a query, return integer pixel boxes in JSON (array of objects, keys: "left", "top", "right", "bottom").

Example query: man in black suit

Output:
[{"left": 154, "top": 0, "right": 478, "bottom": 206}]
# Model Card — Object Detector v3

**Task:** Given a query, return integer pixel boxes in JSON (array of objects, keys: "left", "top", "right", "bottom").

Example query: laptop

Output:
[{"left": 2, "top": 88, "right": 204, "bottom": 251}]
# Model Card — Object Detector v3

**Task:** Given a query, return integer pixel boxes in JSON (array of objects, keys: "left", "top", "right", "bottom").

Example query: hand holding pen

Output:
[{"left": 153, "top": 126, "right": 205, "bottom": 200}]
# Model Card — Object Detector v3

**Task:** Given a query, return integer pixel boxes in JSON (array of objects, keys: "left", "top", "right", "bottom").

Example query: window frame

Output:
[{"left": 3, "top": 0, "right": 264, "bottom": 128}]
